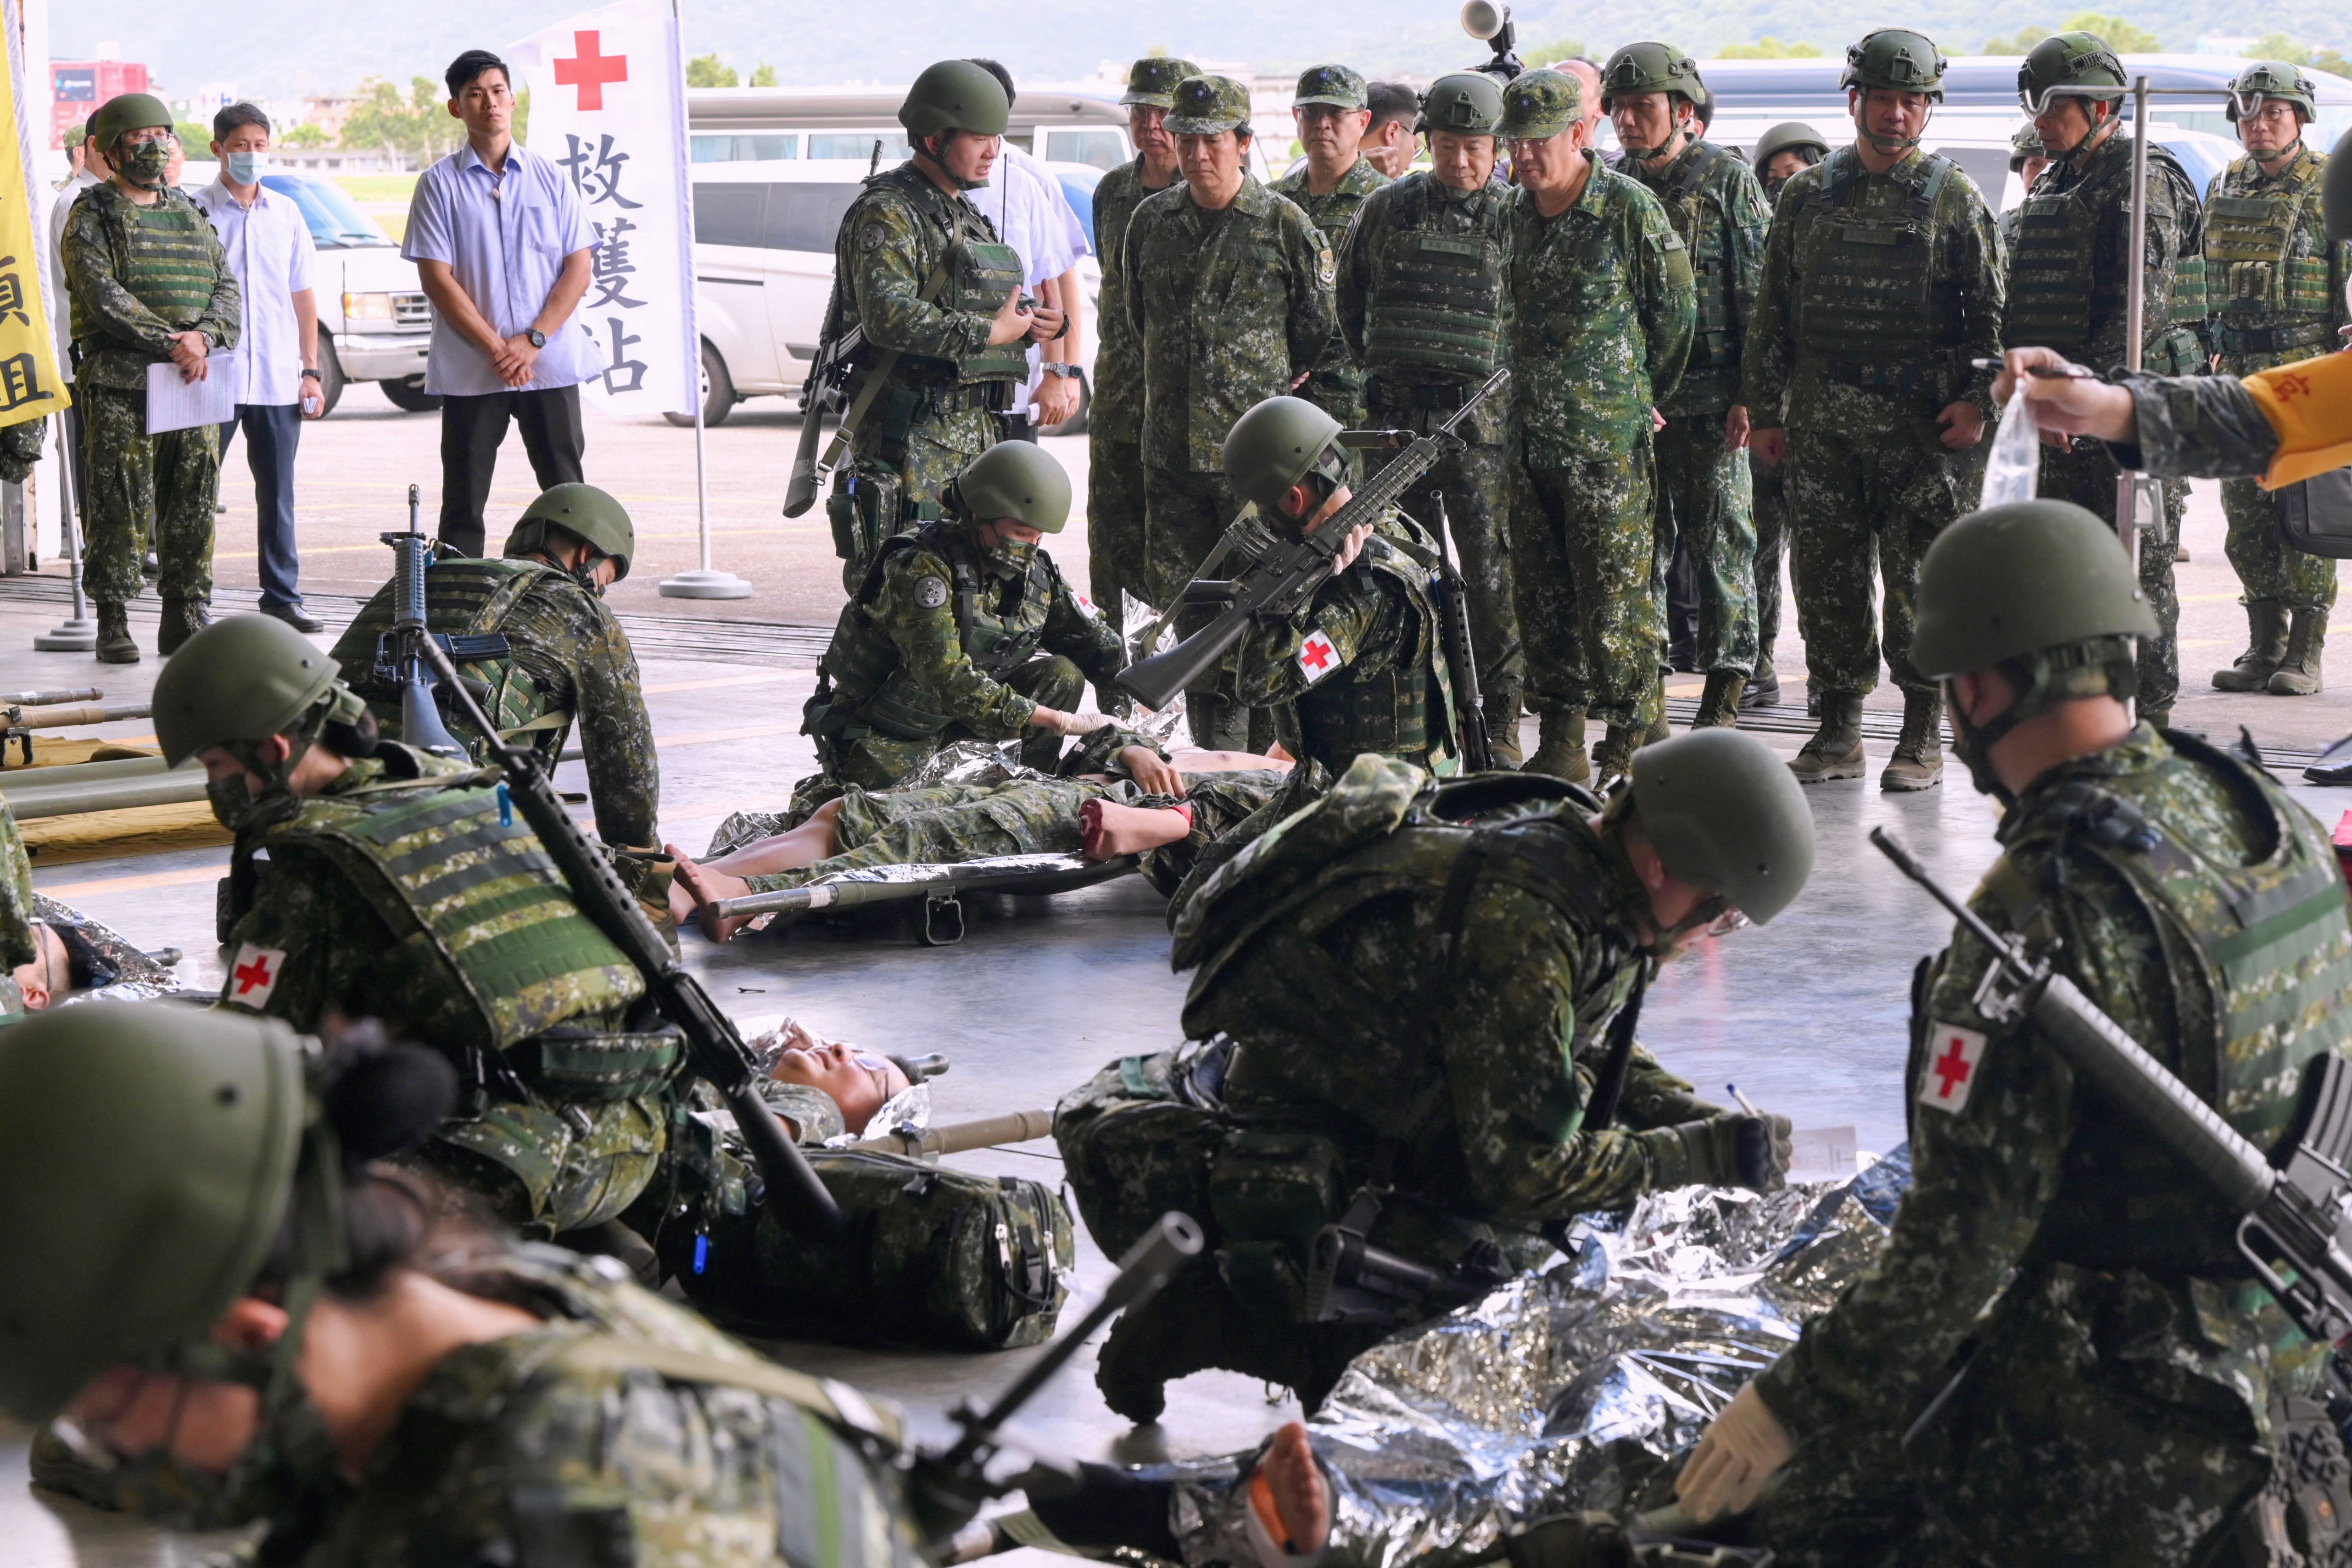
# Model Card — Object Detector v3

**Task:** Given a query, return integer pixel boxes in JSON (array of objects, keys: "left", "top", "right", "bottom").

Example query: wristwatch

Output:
[
  {"left": 300, "top": 368, "right": 321, "bottom": 380},
  {"left": 1040, "top": 363, "right": 1078, "bottom": 379},
  {"left": 525, "top": 329, "right": 547, "bottom": 349}
]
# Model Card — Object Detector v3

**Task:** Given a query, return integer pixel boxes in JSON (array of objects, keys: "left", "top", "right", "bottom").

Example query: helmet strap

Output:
[
  {"left": 916, "top": 130, "right": 990, "bottom": 193},
  {"left": 1858, "top": 91, "right": 1933, "bottom": 156},
  {"left": 227, "top": 686, "right": 369, "bottom": 795},
  {"left": 1944, "top": 639, "right": 2139, "bottom": 803}
]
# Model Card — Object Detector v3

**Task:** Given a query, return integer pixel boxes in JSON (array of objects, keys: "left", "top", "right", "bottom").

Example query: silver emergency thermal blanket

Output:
[{"left": 1162, "top": 1153, "right": 1913, "bottom": 1568}]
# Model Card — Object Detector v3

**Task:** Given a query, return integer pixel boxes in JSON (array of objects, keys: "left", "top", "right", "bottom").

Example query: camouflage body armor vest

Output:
[
  {"left": 1789, "top": 146, "right": 1964, "bottom": 396},
  {"left": 68, "top": 190, "right": 220, "bottom": 348},
  {"left": 2206, "top": 152, "right": 2336, "bottom": 361},
  {"left": 1973, "top": 733, "right": 2352, "bottom": 1274},
  {"left": 1644, "top": 140, "right": 1746, "bottom": 404},
  {"left": 2008, "top": 140, "right": 2207, "bottom": 368},
  {"left": 331, "top": 556, "right": 573, "bottom": 761},
  {"left": 856, "top": 167, "right": 1030, "bottom": 391},
  {"left": 1291, "top": 523, "right": 1455, "bottom": 772},
  {"left": 810, "top": 522, "right": 1055, "bottom": 742},
  {"left": 1361, "top": 173, "right": 1507, "bottom": 390}
]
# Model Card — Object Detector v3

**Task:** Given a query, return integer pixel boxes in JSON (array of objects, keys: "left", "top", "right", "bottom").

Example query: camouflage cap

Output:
[
  {"left": 1121, "top": 56, "right": 1203, "bottom": 110},
  {"left": 1293, "top": 64, "right": 1368, "bottom": 110},
  {"left": 1166, "top": 74, "right": 1253, "bottom": 136},
  {"left": 1497, "top": 67, "right": 1582, "bottom": 140}
]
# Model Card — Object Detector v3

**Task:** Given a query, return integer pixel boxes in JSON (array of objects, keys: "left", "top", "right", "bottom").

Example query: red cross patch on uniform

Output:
[
  {"left": 1075, "top": 590, "right": 1101, "bottom": 620},
  {"left": 1297, "top": 630, "right": 1341, "bottom": 685},
  {"left": 1919, "top": 1022, "right": 1988, "bottom": 1115},
  {"left": 228, "top": 944, "right": 287, "bottom": 1008}
]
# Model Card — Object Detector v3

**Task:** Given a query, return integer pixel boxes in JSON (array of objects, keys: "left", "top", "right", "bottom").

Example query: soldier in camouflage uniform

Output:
[
  {"left": 331, "top": 483, "right": 659, "bottom": 851},
  {"left": 1271, "top": 64, "right": 1390, "bottom": 432},
  {"left": 817, "top": 61, "right": 1059, "bottom": 586},
  {"left": 1497, "top": 68, "right": 1695, "bottom": 786},
  {"left": 2001, "top": 123, "right": 2050, "bottom": 250},
  {"left": 0, "top": 1003, "right": 944, "bottom": 1566},
  {"left": 2202, "top": 62, "right": 2350, "bottom": 698},
  {"left": 0, "top": 802, "right": 33, "bottom": 1017},
  {"left": 2010, "top": 31, "right": 2208, "bottom": 725},
  {"left": 60, "top": 92, "right": 239, "bottom": 664},
  {"left": 1676, "top": 499, "right": 2352, "bottom": 1568},
  {"left": 157, "top": 615, "right": 676, "bottom": 1243},
  {"left": 1218, "top": 396, "right": 1461, "bottom": 776},
  {"left": 1057, "top": 731, "right": 1810, "bottom": 1422},
  {"left": 1088, "top": 57, "right": 1198, "bottom": 626},
  {"left": 1746, "top": 30, "right": 2003, "bottom": 791},
  {"left": 1744, "top": 123, "right": 1829, "bottom": 710},
  {"left": 803, "top": 441, "right": 1146, "bottom": 791},
  {"left": 1338, "top": 73, "right": 1525, "bottom": 764},
  {"left": 1125, "top": 73, "right": 1339, "bottom": 748},
  {"left": 1606, "top": 43, "right": 1771, "bottom": 730}
]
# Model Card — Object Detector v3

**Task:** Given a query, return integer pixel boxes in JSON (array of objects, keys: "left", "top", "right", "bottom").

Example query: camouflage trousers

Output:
[
  {"left": 403, "top": 1087, "right": 668, "bottom": 1241},
  {"left": 81, "top": 383, "right": 217, "bottom": 605},
  {"left": 1410, "top": 438, "right": 1524, "bottom": 750},
  {"left": 1510, "top": 447, "right": 1665, "bottom": 730},
  {"left": 1088, "top": 435, "right": 1150, "bottom": 628},
  {"left": 1145, "top": 465, "right": 1273, "bottom": 751},
  {"left": 1652, "top": 413, "right": 1758, "bottom": 677},
  {"left": 2223, "top": 476, "right": 2337, "bottom": 613},
  {"left": 817, "top": 653, "right": 1084, "bottom": 791},
  {"left": 741, "top": 776, "right": 1134, "bottom": 894},
  {"left": 2039, "top": 437, "right": 2184, "bottom": 713},
  {"left": 1787, "top": 418, "right": 1966, "bottom": 698},
  {"left": 1753, "top": 449, "right": 1790, "bottom": 684}
]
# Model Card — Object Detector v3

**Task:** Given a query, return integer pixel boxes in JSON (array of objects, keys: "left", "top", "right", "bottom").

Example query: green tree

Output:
[
  {"left": 1524, "top": 37, "right": 1587, "bottom": 67},
  {"left": 1981, "top": 26, "right": 2052, "bottom": 55},
  {"left": 174, "top": 120, "right": 212, "bottom": 150},
  {"left": 2061, "top": 12, "right": 2161, "bottom": 52},
  {"left": 282, "top": 122, "right": 327, "bottom": 149},
  {"left": 1718, "top": 37, "right": 1821, "bottom": 58},
  {"left": 2249, "top": 33, "right": 2352, "bottom": 78},
  {"left": 750, "top": 63, "right": 777, "bottom": 87},
  {"left": 686, "top": 53, "right": 738, "bottom": 88}
]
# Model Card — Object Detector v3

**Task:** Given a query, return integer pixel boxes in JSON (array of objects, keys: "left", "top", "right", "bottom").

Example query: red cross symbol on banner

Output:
[
  {"left": 1917, "top": 1023, "right": 1987, "bottom": 1115},
  {"left": 553, "top": 31, "right": 629, "bottom": 111},
  {"left": 1297, "top": 630, "right": 1339, "bottom": 683},
  {"left": 228, "top": 943, "right": 287, "bottom": 1007}
]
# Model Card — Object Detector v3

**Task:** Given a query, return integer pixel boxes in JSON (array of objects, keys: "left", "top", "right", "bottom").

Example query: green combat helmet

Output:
[
  {"left": 1627, "top": 729, "right": 1816, "bottom": 925},
  {"left": 2017, "top": 31, "right": 2128, "bottom": 112},
  {"left": 1419, "top": 73, "right": 1505, "bottom": 136},
  {"left": 1221, "top": 395, "right": 1346, "bottom": 518},
  {"left": 89, "top": 91, "right": 171, "bottom": 151},
  {"left": 1121, "top": 56, "right": 1202, "bottom": 111},
  {"left": 946, "top": 441, "right": 1071, "bottom": 532},
  {"left": 153, "top": 614, "right": 344, "bottom": 769},
  {"left": 1842, "top": 28, "right": 1948, "bottom": 100},
  {"left": 1293, "top": 64, "right": 1369, "bottom": 111},
  {"left": 1166, "top": 75, "right": 1253, "bottom": 136},
  {"left": 1496, "top": 68, "right": 1582, "bottom": 141},
  {"left": 899, "top": 60, "right": 1010, "bottom": 188},
  {"left": 1599, "top": 42, "right": 1709, "bottom": 111},
  {"left": 503, "top": 482, "right": 636, "bottom": 582},
  {"left": 1753, "top": 120, "right": 1831, "bottom": 167},
  {"left": 1911, "top": 499, "right": 2158, "bottom": 792},
  {"left": 2009, "top": 123, "right": 2049, "bottom": 170},
  {"left": 2227, "top": 60, "right": 2318, "bottom": 124}
]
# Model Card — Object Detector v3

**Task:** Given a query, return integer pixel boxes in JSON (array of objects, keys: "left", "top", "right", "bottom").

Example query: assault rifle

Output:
[
  {"left": 414, "top": 636, "right": 844, "bottom": 1235},
  {"left": 782, "top": 311, "right": 862, "bottom": 519},
  {"left": 1428, "top": 488, "right": 1492, "bottom": 773},
  {"left": 909, "top": 1212, "right": 1203, "bottom": 1547},
  {"left": 373, "top": 485, "right": 468, "bottom": 758},
  {"left": 1117, "top": 366, "right": 1511, "bottom": 712},
  {"left": 1302, "top": 1181, "right": 1508, "bottom": 1325},
  {"left": 1872, "top": 827, "right": 2352, "bottom": 1344}
]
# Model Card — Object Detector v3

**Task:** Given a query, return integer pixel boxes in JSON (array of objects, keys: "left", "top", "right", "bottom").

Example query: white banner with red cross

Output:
[{"left": 509, "top": 0, "right": 697, "bottom": 416}]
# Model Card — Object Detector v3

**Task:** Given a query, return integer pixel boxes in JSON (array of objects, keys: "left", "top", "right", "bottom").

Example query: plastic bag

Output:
[{"left": 1980, "top": 383, "right": 2043, "bottom": 508}]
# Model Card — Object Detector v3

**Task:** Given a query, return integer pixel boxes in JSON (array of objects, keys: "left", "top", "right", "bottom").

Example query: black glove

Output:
[
  {"left": 1658, "top": 1113, "right": 1793, "bottom": 1192},
  {"left": 1733, "top": 1113, "right": 1794, "bottom": 1191}
]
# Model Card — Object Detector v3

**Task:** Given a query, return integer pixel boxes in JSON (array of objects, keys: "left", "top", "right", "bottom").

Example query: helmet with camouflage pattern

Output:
[
  {"left": 1753, "top": 121, "right": 1831, "bottom": 168},
  {"left": 153, "top": 614, "right": 344, "bottom": 768},
  {"left": 1419, "top": 73, "right": 1505, "bottom": 136},
  {"left": 1841, "top": 29, "right": 1948, "bottom": 101},
  {"left": 504, "top": 483, "right": 635, "bottom": 581},
  {"left": 947, "top": 441, "right": 1072, "bottom": 533},
  {"left": 2227, "top": 60, "right": 2318, "bottom": 124},
  {"left": 899, "top": 60, "right": 1011, "bottom": 140},
  {"left": 1293, "top": 64, "right": 1368, "bottom": 111},
  {"left": 1627, "top": 729, "right": 1816, "bottom": 926},
  {"left": 1121, "top": 56, "right": 1202, "bottom": 110},
  {"left": 2008, "top": 123, "right": 2048, "bottom": 170},
  {"left": 1496, "top": 67, "right": 1583, "bottom": 140},
  {"left": 2018, "top": 31, "right": 2128, "bottom": 108},
  {"left": 1599, "top": 42, "right": 1709, "bottom": 111},
  {"left": 90, "top": 92, "right": 172, "bottom": 152},
  {"left": 1222, "top": 396, "right": 1346, "bottom": 518},
  {"left": 1166, "top": 74, "right": 1253, "bottom": 136}
]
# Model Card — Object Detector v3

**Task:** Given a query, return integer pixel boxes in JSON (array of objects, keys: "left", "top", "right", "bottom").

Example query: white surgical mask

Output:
[{"left": 225, "top": 150, "right": 265, "bottom": 184}]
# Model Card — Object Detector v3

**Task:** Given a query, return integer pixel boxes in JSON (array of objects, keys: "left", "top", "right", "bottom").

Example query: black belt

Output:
[
  {"left": 1371, "top": 380, "right": 1473, "bottom": 412},
  {"left": 2213, "top": 320, "right": 2332, "bottom": 355}
]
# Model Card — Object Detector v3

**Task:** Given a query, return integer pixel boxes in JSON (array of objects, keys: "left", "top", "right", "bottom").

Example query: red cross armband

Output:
[{"left": 1918, "top": 1021, "right": 1989, "bottom": 1115}]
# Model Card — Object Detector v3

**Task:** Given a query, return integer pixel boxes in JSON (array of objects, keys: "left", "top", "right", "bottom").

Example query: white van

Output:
[{"left": 682, "top": 86, "right": 1131, "bottom": 429}]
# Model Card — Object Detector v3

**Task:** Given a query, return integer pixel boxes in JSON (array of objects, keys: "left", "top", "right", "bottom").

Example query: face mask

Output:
[
  {"left": 119, "top": 140, "right": 172, "bottom": 190},
  {"left": 225, "top": 151, "right": 265, "bottom": 184},
  {"left": 987, "top": 537, "right": 1039, "bottom": 577}
]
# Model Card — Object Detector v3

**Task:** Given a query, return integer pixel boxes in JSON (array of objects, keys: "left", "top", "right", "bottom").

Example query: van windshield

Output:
[{"left": 258, "top": 175, "right": 391, "bottom": 248}]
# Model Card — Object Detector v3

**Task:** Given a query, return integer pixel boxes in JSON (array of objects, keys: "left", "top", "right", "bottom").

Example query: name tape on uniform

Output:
[{"left": 1919, "top": 1022, "right": 1989, "bottom": 1115}]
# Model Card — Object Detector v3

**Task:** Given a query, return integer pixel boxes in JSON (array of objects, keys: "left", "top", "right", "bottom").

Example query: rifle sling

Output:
[{"left": 816, "top": 252, "right": 961, "bottom": 476}]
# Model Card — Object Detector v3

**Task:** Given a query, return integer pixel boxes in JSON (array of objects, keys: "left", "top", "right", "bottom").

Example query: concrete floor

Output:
[{"left": 10, "top": 404, "right": 2352, "bottom": 1562}]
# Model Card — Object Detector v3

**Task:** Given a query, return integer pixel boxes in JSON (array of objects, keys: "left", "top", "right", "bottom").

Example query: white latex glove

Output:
[
  {"left": 1675, "top": 1382, "right": 1795, "bottom": 1523},
  {"left": 1050, "top": 709, "right": 1114, "bottom": 737}
]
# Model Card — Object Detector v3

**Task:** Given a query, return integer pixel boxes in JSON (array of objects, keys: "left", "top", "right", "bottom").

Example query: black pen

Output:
[{"left": 1972, "top": 356, "right": 2096, "bottom": 379}]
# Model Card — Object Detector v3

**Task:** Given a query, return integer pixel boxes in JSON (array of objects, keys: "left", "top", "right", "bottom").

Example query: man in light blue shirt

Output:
[
  {"left": 196, "top": 102, "right": 324, "bottom": 631},
  {"left": 403, "top": 48, "right": 593, "bottom": 557}
]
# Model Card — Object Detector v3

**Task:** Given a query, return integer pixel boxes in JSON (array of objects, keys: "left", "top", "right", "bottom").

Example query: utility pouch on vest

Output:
[
  {"left": 1053, "top": 1045, "right": 1234, "bottom": 1264},
  {"left": 519, "top": 1025, "right": 685, "bottom": 1102},
  {"left": 874, "top": 385, "right": 923, "bottom": 468},
  {"left": 828, "top": 469, "right": 903, "bottom": 568},
  {"left": 2275, "top": 467, "right": 2352, "bottom": 560},
  {"left": 1209, "top": 1127, "right": 1349, "bottom": 1322},
  {"left": 950, "top": 239, "right": 1032, "bottom": 386}
]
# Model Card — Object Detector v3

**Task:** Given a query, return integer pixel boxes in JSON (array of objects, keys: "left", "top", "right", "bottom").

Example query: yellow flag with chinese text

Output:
[{"left": 0, "top": 0, "right": 67, "bottom": 428}]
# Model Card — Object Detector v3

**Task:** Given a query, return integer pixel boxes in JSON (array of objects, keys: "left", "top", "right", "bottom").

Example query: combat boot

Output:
[
  {"left": 2143, "top": 705, "right": 2172, "bottom": 730},
  {"left": 1743, "top": 658, "right": 1782, "bottom": 710},
  {"left": 1486, "top": 694, "right": 1525, "bottom": 769},
  {"left": 94, "top": 602, "right": 138, "bottom": 664},
  {"left": 1592, "top": 723, "right": 1644, "bottom": 791},
  {"left": 2269, "top": 608, "right": 2328, "bottom": 695},
  {"left": 1642, "top": 674, "right": 1670, "bottom": 745},
  {"left": 1523, "top": 709, "right": 1588, "bottom": 782},
  {"left": 2213, "top": 600, "right": 2288, "bottom": 691},
  {"left": 1879, "top": 690, "right": 1944, "bottom": 792},
  {"left": 157, "top": 597, "right": 211, "bottom": 657},
  {"left": 1691, "top": 670, "right": 1743, "bottom": 729},
  {"left": 1790, "top": 692, "right": 1866, "bottom": 783}
]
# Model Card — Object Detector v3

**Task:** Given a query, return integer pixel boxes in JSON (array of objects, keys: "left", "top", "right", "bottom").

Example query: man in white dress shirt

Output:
[
  {"left": 196, "top": 103, "right": 324, "bottom": 631},
  {"left": 968, "top": 59, "right": 1091, "bottom": 441}
]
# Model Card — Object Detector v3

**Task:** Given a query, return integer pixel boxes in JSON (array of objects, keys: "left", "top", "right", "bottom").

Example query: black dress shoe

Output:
[
  {"left": 1744, "top": 669, "right": 1783, "bottom": 709},
  {"left": 260, "top": 602, "right": 325, "bottom": 634}
]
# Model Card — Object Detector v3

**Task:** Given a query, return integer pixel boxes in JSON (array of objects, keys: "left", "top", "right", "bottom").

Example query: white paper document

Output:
[{"left": 144, "top": 352, "right": 240, "bottom": 435}]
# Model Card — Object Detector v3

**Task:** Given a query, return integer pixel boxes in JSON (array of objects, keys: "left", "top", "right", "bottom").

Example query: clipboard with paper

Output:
[{"left": 144, "top": 352, "right": 239, "bottom": 434}]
